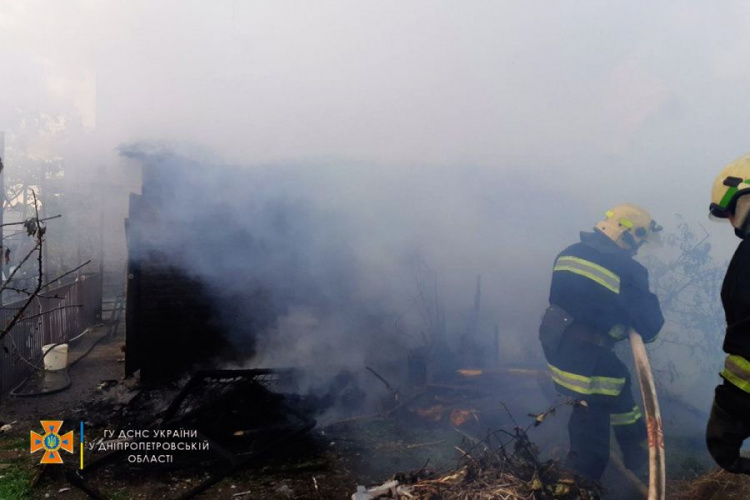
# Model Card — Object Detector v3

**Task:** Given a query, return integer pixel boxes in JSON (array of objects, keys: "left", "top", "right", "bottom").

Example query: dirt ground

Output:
[
  {"left": 0, "top": 321, "right": 435, "bottom": 499},
  {"left": 0, "top": 324, "right": 125, "bottom": 499}
]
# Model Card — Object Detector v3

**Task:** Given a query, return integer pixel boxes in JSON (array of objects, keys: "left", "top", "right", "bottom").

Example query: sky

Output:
[
  {"left": 2, "top": 1, "right": 750, "bottom": 409},
  {"left": 2, "top": 2, "right": 750, "bottom": 209}
]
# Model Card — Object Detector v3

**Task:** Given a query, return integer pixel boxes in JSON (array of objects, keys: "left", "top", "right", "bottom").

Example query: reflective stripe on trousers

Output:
[
  {"left": 607, "top": 323, "right": 627, "bottom": 340},
  {"left": 721, "top": 354, "right": 750, "bottom": 393},
  {"left": 548, "top": 363, "right": 626, "bottom": 397},
  {"left": 610, "top": 405, "right": 642, "bottom": 426},
  {"left": 553, "top": 255, "right": 621, "bottom": 294}
]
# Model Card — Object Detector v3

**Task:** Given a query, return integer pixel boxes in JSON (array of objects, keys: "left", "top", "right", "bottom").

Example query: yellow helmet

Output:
[
  {"left": 709, "top": 153, "right": 750, "bottom": 221},
  {"left": 595, "top": 203, "right": 662, "bottom": 252}
]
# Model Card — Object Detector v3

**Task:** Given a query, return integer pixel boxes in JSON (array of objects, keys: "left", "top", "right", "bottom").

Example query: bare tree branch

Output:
[
  {"left": 0, "top": 191, "right": 47, "bottom": 343},
  {"left": 0, "top": 214, "right": 61, "bottom": 228},
  {"left": 41, "top": 260, "right": 91, "bottom": 290},
  {"left": 13, "top": 304, "right": 83, "bottom": 321},
  {"left": 1, "top": 286, "right": 64, "bottom": 299}
]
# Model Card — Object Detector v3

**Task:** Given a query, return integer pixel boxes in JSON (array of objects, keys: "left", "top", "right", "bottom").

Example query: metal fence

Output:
[{"left": 0, "top": 273, "right": 102, "bottom": 395}]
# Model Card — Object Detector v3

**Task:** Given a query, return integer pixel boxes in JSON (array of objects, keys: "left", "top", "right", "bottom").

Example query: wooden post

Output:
[{"left": 0, "top": 131, "right": 4, "bottom": 292}]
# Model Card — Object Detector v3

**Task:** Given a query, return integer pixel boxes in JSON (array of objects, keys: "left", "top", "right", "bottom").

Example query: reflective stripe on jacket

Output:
[
  {"left": 548, "top": 363, "right": 626, "bottom": 397},
  {"left": 554, "top": 255, "right": 621, "bottom": 294},
  {"left": 722, "top": 354, "right": 750, "bottom": 393},
  {"left": 549, "top": 231, "right": 664, "bottom": 343}
]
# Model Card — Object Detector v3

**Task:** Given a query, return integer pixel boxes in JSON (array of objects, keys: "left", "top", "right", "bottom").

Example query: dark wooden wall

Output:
[{"left": 125, "top": 172, "right": 225, "bottom": 384}]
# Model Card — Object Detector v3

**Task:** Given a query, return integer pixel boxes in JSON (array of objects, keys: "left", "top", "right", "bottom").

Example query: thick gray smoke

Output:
[
  {"left": 2, "top": 0, "right": 744, "bottom": 468},
  {"left": 119, "top": 144, "right": 728, "bottom": 459},
  {"left": 120, "top": 143, "right": 600, "bottom": 412}
]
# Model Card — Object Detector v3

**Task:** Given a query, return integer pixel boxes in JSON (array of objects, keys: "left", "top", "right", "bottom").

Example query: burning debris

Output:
[{"left": 317, "top": 368, "right": 607, "bottom": 499}]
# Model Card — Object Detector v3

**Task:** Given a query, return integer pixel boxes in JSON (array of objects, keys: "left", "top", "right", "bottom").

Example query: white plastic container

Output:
[
  {"left": 41, "top": 344, "right": 69, "bottom": 371},
  {"left": 351, "top": 486, "right": 373, "bottom": 500}
]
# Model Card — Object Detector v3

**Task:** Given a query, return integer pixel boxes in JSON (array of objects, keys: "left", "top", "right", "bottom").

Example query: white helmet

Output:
[{"left": 595, "top": 203, "right": 661, "bottom": 252}]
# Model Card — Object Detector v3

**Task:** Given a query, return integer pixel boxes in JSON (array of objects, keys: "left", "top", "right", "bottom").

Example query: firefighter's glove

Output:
[{"left": 706, "top": 397, "right": 750, "bottom": 474}]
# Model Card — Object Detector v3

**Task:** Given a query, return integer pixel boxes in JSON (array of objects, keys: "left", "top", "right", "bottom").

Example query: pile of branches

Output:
[{"left": 365, "top": 426, "right": 602, "bottom": 500}]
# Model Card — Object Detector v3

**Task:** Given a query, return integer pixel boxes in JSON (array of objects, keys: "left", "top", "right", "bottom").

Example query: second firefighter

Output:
[{"left": 539, "top": 204, "right": 665, "bottom": 481}]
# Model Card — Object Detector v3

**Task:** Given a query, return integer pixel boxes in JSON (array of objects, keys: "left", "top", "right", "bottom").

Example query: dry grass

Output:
[
  {"left": 670, "top": 468, "right": 750, "bottom": 499},
  {"left": 400, "top": 464, "right": 597, "bottom": 500},
  {"left": 388, "top": 427, "right": 602, "bottom": 500}
]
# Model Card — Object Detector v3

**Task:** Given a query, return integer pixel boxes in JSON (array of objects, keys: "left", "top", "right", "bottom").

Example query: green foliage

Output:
[
  {"left": 0, "top": 436, "right": 29, "bottom": 451},
  {"left": 643, "top": 216, "right": 727, "bottom": 378},
  {"left": 0, "top": 464, "right": 33, "bottom": 500}
]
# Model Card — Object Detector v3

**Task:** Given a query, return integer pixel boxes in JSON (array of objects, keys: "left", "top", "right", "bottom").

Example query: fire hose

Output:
[{"left": 629, "top": 329, "right": 665, "bottom": 500}]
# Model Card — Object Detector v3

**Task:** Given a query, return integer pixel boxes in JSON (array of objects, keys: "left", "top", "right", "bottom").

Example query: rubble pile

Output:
[{"left": 67, "top": 369, "right": 318, "bottom": 499}]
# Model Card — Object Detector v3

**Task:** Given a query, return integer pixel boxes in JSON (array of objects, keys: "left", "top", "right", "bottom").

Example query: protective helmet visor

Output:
[
  {"left": 623, "top": 219, "right": 663, "bottom": 250},
  {"left": 644, "top": 220, "right": 664, "bottom": 246}
]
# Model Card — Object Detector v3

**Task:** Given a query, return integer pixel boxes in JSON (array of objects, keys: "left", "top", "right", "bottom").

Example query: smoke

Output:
[
  {"left": 119, "top": 143, "right": 600, "bottom": 414},
  {"left": 2, "top": 0, "right": 744, "bottom": 443},
  {"left": 118, "top": 145, "right": 727, "bottom": 462}
]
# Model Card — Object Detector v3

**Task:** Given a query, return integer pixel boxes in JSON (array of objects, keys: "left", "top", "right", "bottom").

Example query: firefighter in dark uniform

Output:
[
  {"left": 539, "top": 204, "right": 664, "bottom": 481},
  {"left": 706, "top": 154, "right": 750, "bottom": 474}
]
